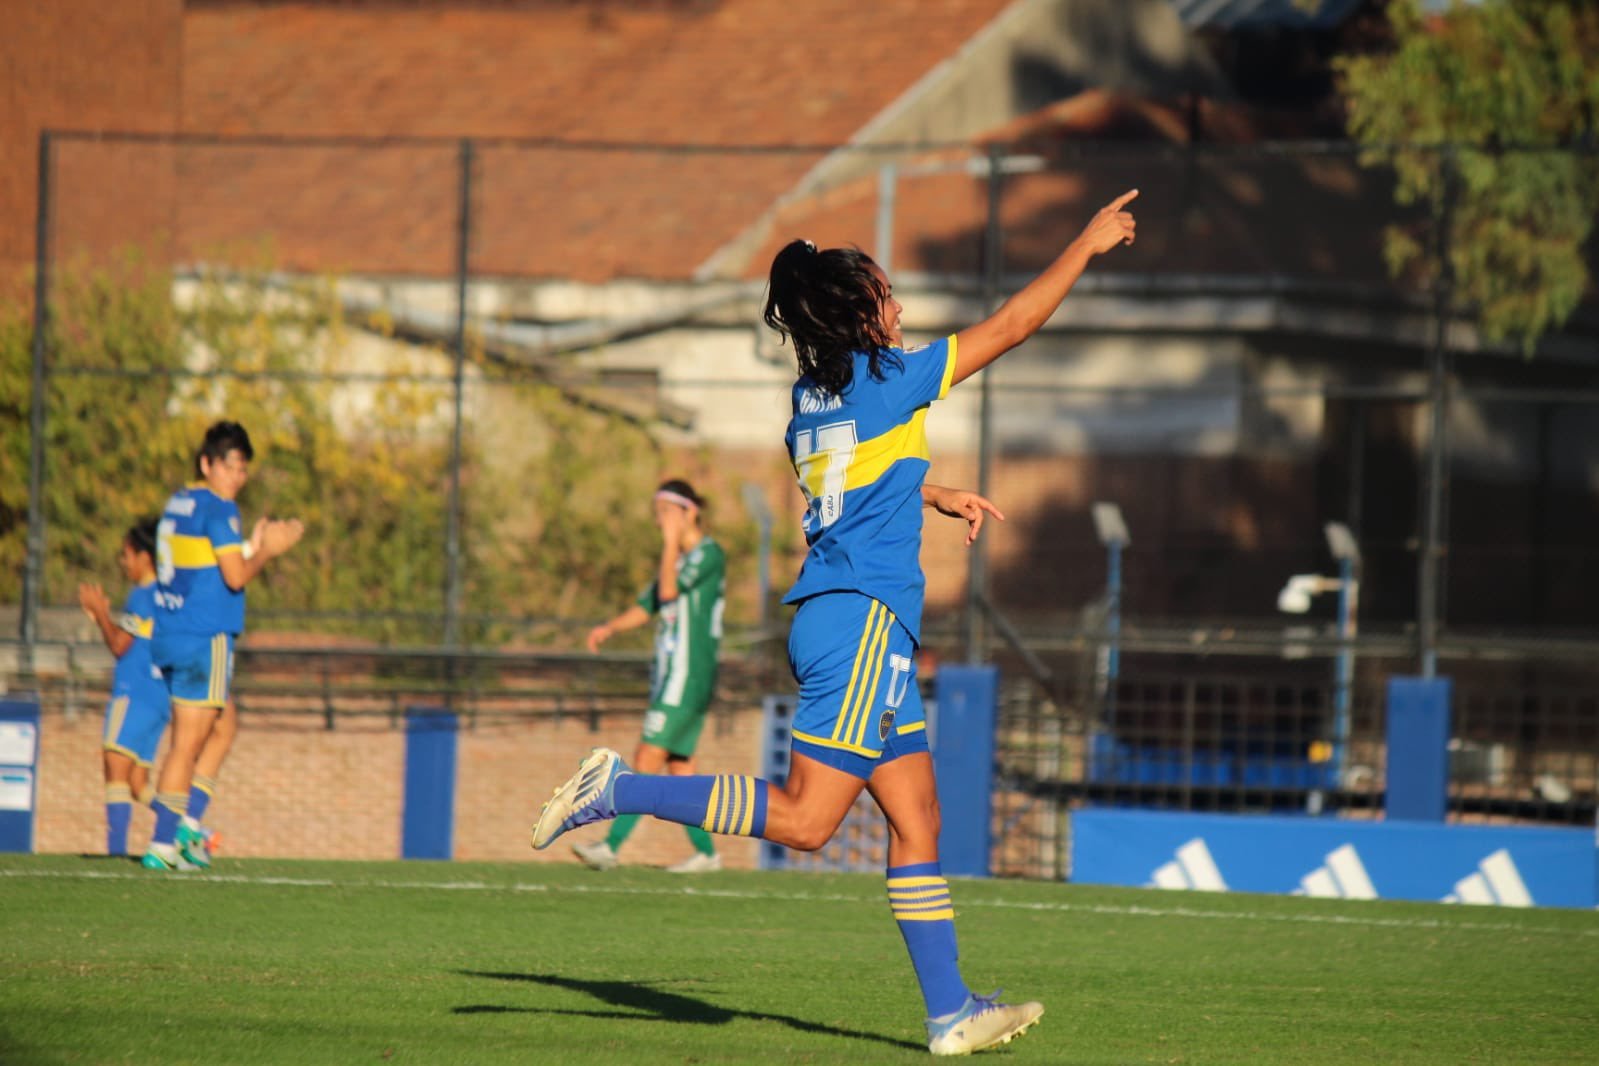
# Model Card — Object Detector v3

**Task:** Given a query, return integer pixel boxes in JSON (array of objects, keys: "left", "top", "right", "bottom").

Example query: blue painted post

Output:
[
  {"left": 402, "top": 708, "right": 458, "bottom": 860},
  {"left": 1385, "top": 677, "right": 1451, "bottom": 822},
  {"left": 1332, "top": 556, "right": 1355, "bottom": 783},
  {"left": 933, "top": 666, "right": 997, "bottom": 877},
  {"left": 0, "top": 700, "right": 40, "bottom": 853}
]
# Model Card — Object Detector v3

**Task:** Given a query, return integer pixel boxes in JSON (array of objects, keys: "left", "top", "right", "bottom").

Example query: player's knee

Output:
[{"left": 787, "top": 822, "right": 833, "bottom": 852}]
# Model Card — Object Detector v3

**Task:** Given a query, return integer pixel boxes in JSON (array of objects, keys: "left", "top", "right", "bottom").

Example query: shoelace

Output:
[{"left": 966, "top": 990, "right": 1005, "bottom": 1018}]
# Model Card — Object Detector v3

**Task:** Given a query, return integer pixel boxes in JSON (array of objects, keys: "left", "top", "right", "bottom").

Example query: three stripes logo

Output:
[
  {"left": 1147, "top": 839, "right": 1229, "bottom": 892},
  {"left": 1292, "top": 844, "right": 1377, "bottom": 900},
  {"left": 1441, "top": 849, "right": 1533, "bottom": 907}
]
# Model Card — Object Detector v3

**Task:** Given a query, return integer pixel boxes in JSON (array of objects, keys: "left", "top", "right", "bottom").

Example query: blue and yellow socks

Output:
[
  {"left": 612, "top": 773, "right": 768, "bottom": 838},
  {"left": 150, "top": 791, "right": 187, "bottom": 848},
  {"left": 185, "top": 774, "right": 217, "bottom": 826},
  {"left": 888, "top": 861, "right": 970, "bottom": 1019},
  {"left": 105, "top": 782, "right": 133, "bottom": 855}
]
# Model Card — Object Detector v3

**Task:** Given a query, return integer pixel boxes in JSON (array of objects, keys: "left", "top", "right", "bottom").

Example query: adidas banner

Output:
[{"left": 1071, "top": 810, "right": 1597, "bottom": 910}]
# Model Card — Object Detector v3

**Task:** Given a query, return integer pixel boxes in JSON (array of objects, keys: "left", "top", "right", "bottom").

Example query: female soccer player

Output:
[
  {"left": 79, "top": 520, "right": 170, "bottom": 857},
  {"left": 573, "top": 479, "right": 727, "bottom": 873},
  {"left": 534, "top": 188, "right": 1138, "bottom": 1056}
]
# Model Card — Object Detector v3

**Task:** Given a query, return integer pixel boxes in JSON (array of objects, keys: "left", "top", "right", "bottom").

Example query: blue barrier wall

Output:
[
  {"left": 1072, "top": 809, "right": 1596, "bottom": 909},
  {"left": 0, "top": 699, "right": 40, "bottom": 854},
  {"left": 933, "top": 666, "right": 997, "bottom": 878},
  {"left": 1386, "top": 677, "right": 1451, "bottom": 822},
  {"left": 402, "top": 708, "right": 457, "bottom": 860}
]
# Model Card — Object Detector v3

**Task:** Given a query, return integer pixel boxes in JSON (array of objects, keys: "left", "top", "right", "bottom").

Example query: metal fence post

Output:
[
  {"left": 1418, "top": 146, "right": 1456, "bottom": 678},
  {"left": 965, "top": 142, "right": 1004, "bottom": 664},
  {"left": 443, "top": 138, "right": 474, "bottom": 649},
  {"left": 20, "top": 131, "right": 54, "bottom": 673}
]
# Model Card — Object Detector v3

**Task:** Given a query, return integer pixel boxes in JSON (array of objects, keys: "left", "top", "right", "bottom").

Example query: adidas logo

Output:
[
  {"left": 1147, "top": 838, "right": 1229, "bottom": 892},
  {"left": 1441, "top": 848, "right": 1533, "bottom": 907},
  {"left": 1293, "top": 843, "right": 1377, "bottom": 900}
]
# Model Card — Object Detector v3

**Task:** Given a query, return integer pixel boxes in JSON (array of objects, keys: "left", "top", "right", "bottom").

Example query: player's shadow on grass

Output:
[{"left": 454, "top": 970, "right": 923, "bottom": 1052}]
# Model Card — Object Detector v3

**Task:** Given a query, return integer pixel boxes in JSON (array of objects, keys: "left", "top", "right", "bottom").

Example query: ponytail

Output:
[{"left": 763, "top": 239, "right": 901, "bottom": 397}]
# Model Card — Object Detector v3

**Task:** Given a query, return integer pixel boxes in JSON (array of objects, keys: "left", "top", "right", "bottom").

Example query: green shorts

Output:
[{"left": 641, "top": 699, "right": 710, "bottom": 758}]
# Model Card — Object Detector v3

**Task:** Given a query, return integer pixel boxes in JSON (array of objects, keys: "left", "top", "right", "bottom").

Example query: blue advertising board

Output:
[{"left": 1072, "top": 809, "right": 1597, "bottom": 910}]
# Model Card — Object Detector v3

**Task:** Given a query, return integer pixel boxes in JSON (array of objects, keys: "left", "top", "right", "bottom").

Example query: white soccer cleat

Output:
[
  {"left": 531, "top": 748, "right": 629, "bottom": 850},
  {"left": 926, "top": 992, "right": 1044, "bottom": 1057},
  {"left": 572, "top": 839, "right": 619, "bottom": 871},
  {"left": 665, "top": 851, "right": 721, "bottom": 874}
]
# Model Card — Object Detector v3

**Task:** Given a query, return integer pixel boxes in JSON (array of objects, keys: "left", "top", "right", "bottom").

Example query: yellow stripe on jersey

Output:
[
  {"left": 167, "top": 533, "right": 218, "bottom": 569},
  {"left": 896, "top": 720, "right": 927, "bottom": 736},
  {"left": 214, "top": 543, "right": 242, "bottom": 555},
  {"left": 208, "top": 634, "right": 228, "bottom": 706},
  {"left": 937, "top": 334, "right": 958, "bottom": 400},
  {"left": 832, "top": 602, "right": 883, "bottom": 743},
  {"left": 797, "top": 407, "right": 933, "bottom": 503},
  {"left": 104, "top": 696, "right": 129, "bottom": 745},
  {"left": 790, "top": 727, "right": 883, "bottom": 759},
  {"left": 849, "top": 614, "right": 892, "bottom": 750},
  {"left": 125, "top": 615, "right": 154, "bottom": 639}
]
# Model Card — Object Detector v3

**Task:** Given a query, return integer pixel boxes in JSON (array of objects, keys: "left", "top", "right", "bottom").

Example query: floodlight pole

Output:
[{"left": 1417, "top": 148, "right": 1456, "bottom": 679}]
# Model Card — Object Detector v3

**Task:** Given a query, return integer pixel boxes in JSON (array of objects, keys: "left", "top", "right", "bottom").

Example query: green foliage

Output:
[
  {"left": 2, "top": 254, "right": 765, "bottom": 645},
  {"left": 0, "top": 252, "right": 192, "bottom": 603},
  {"left": 1337, "top": 0, "right": 1599, "bottom": 353}
]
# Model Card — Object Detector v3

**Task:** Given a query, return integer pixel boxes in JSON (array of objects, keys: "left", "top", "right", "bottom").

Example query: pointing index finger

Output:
[{"left": 1108, "top": 188, "right": 1139, "bottom": 210}]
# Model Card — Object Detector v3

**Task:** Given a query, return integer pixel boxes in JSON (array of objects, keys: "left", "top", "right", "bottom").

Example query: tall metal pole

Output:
[
  {"left": 875, "top": 163, "right": 897, "bottom": 275},
  {"left": 1333, "top": 554, "right": 1357, "bottom": 782},
  {"left": 443, "top": 139, "right": 473, "bottom": 648},
  {"left": 20, "top": 132, "right": 54, "bottom": 674},
  {"left": 1418, "top": 148, "right": 1455, "bottom": 678},
  {"left": 964, "top": 142, "right": 1004, "bottom": 664}
]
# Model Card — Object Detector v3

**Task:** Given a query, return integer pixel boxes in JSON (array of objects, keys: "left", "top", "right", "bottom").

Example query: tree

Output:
[{"left": 1337, "top": 0, "right": 1599, "bottom": 353}]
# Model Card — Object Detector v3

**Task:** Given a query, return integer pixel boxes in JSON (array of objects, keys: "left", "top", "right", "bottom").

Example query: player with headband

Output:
[{"left": 573, "top": 478, "right": 728, "bottom": 873}]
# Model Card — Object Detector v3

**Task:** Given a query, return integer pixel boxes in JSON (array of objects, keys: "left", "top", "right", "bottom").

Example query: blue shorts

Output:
[
  {"left": 787, "top": 592, "right": 929, "bottom": 781},
  {"left": 102, "top": 686, "right": 172, "bottom": 766},
  {"left": 151, "top": 631, "right": 235, "bottom": 709}
]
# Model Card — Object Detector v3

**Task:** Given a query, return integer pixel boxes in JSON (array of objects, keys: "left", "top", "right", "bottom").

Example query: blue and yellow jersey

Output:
[
  {"left": 782, "top": 335, "right": 957, "bottom": 642},
  {"left": 113, "top": 581, "right": 166, "bottom": 701},
  {"left": 154, "top": 484, "right": 246, "bottom": 637}
]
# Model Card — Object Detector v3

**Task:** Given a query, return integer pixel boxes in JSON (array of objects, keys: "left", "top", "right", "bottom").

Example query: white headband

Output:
[{"left": 655, "top": 490, "right": 699, "bottom": 513}]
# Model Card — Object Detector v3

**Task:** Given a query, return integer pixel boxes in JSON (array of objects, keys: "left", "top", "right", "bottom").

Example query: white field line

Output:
[{"left": 3, "top": 866, "right": 1595, "bottom": 938}]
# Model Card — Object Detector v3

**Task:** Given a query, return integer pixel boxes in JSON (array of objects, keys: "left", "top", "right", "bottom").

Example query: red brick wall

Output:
[
  {"left": 0, "top": 1, "right": 182, "bottom": 285},
  {"left": 35, "top": 701, "right": 764, "bottom": 870}
]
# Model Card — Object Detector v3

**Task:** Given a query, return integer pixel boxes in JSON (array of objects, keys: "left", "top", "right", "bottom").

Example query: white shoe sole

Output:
[{"left": 929, "top": 1004, "right": 1044, "bottom": 1056}]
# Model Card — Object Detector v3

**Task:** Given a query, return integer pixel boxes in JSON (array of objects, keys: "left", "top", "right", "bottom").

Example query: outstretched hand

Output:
[
  {"left": 585, "top": 623, "right": 613, "bottom": 654},
  {"left": 1076, "top": 188, "right": 1138, "bottom": 256},
  {"left": 928, "top": 487, "right": 1006, "bottom": 546}
]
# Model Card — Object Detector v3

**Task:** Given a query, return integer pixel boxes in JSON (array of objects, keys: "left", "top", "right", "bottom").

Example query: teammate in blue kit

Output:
[
  {"left": 143, "top": 421, "right": 303, "bottom": 872},
  {"left": 78, "top": 519, "right": 170, "bottom": 857},
  {"left": 534, "top": 190, "right": 1139, "bottom": 1054}
]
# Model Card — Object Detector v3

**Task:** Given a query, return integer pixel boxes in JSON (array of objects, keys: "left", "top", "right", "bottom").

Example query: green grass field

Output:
[{"left": 1, "top": 854, "right": 1595, "bottom": 1065}]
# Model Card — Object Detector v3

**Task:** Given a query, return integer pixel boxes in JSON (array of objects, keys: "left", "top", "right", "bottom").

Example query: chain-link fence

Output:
[{"left": 6, "top": 131, "right": 1599, "bottom": 858}]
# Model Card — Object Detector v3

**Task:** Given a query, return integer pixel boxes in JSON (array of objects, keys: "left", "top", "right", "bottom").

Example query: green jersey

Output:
[{"left": 637, "top": 537, "right": 725, "bottom": 713}]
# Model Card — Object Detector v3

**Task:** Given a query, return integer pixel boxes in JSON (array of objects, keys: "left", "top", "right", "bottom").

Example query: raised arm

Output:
[
  {"left": 217, "top": 517, "right": 304, "bottom": 591},
  {"left": 951, "top": 189, "right": 1138, "bottom": 387},
  {"left": 77, "top": 582, "right": 133, "bottom": 658}
]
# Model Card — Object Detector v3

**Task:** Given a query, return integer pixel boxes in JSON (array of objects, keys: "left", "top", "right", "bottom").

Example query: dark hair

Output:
[
  {"left": 125, "top": 518, "right": 158, "bottom": 559},
  {"left": 763, "top": 239, "right": 901, "bottom": 397},
  {"left": 194, "top": 420, "right": 254, "bottom": 478},
  {"left": 657, "top": 478, "right": 705, "bottom": 511}
]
